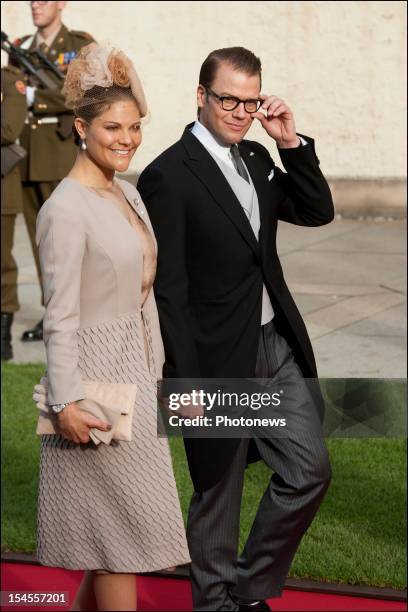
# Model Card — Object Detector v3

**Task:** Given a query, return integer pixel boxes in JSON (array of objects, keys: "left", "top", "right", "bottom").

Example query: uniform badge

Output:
[
  {"left": 55, "top": 50, "right": 77, "bottom": 71},
  {"left": 15, "top": 80, "right": 27, "bottom": 95}
]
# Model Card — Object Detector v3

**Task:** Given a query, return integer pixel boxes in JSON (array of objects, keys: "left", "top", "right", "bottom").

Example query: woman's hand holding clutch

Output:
[{"left": 56, "top": 402, "right": 112, "bottom": 444}]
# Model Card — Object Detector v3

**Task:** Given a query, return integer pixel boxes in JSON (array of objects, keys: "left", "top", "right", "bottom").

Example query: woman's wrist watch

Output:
[{"left": 51, "top": 403, "right": 69, "bottom": 414}]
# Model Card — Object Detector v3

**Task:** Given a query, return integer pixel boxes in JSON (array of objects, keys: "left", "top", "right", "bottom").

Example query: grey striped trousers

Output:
[{"left": 186, "top": 319, "right": 332, "bottom": 610}]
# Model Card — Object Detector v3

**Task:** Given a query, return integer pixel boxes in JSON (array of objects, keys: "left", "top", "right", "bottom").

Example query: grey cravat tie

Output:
[{"left": 230, "top": 145, "right": 250, "bottom": 183}]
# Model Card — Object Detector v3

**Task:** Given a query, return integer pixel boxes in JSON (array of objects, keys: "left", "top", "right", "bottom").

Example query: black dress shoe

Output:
[
  {"left": 238, "top": 602, "right": 270, "bottom": 611},
  {"left": 230, "top": 590, "right": 271, "bottom": 611},
  {"left": 1, "top": 313, "right": 13, "bottom": 361},
  {"left": 21, "top": 319, "right": 43, "bottom": 342}
]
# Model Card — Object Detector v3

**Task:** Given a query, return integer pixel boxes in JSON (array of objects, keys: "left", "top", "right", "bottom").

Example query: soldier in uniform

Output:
[
  {"left": 1, "top": 66, "right": 28, "bottom": 360},
  {"left": 14, "top": 0, "right": 94, "bottom": 341}
]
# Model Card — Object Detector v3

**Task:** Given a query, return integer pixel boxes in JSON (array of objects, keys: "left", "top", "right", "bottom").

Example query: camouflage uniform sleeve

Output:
[
  {"left": 32, "top": 30, "right": 95, "bottom": 116},
  {"left": 1, "top": 67, "right": 28, "bottom": 144}
]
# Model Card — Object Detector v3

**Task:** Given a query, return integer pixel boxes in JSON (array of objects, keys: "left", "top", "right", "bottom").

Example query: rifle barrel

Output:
[{"left": 1, "top": 35, "right": 59, "bottom": 90}]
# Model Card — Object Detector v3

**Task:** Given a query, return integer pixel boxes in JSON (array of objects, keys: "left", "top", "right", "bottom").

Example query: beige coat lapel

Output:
[{"left": 118, "top": 179, "right": 158, "bottom": 253}]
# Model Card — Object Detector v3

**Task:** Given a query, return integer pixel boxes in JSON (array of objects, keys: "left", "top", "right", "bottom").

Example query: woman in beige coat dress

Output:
[{"left": 35, "top": 44, "right": 190, "bottom": 611}]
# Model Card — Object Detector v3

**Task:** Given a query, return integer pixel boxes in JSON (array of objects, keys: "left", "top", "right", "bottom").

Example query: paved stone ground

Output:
[{"left": 9, "top": 214, "right": 407, "bottom": 378}]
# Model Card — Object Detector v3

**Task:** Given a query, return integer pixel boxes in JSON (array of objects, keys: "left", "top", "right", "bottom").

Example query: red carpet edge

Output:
[{"left": 1, "top": 552, "right": 406, "bottom": 603}]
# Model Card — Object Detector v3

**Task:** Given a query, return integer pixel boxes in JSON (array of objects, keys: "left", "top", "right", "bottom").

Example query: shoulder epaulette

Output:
[{"left": 68, "top": 30, "right": 94, "bottom": 41}]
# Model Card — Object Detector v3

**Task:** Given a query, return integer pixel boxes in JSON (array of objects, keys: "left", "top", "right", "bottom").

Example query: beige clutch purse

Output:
[{"left": 33, "top": 376, "right": 137, "bottom": 445}]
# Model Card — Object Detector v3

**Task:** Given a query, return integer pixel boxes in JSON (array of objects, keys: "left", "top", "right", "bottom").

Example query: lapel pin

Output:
[{"left": 250, "top": 151, "right": 255, "bottom": 157}]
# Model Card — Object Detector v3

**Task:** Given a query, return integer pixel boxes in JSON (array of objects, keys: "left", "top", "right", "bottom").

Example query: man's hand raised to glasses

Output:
[{"left": 251, "top": 94, "right": 301, "bottom": 149}]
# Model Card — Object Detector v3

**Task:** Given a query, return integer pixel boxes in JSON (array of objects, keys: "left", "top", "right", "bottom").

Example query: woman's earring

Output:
[{"left": 81, "top": 139, "right": 87, "bottom": 151}]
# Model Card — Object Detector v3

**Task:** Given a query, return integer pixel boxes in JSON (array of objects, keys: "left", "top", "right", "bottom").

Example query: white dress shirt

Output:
[{"left": 191, "top": 121, "right": 237, "bottom": 171}]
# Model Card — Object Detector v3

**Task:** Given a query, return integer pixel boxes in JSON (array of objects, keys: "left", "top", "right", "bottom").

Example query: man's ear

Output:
[{"left": 197, "top": 85, "right": 206, "bottom": 110}]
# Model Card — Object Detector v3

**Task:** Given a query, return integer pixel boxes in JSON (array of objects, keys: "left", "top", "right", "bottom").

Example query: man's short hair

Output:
[{"left": 199, "top": 46, "right": 262, "bottom": 90}]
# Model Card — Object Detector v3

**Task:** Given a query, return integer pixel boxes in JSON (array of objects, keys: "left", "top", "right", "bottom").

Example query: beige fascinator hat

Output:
[{"left": 63, "top": 43, "right": 148, "bottom": 117}]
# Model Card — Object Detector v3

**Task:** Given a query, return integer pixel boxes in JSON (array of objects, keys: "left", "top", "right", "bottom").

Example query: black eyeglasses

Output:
[{"left": 205, "top": 87, "right": 261, "bottom": 113}]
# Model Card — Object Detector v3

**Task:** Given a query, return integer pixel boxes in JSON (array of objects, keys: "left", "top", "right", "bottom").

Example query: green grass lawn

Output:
[{"left": 1, "top": 363, "right": 406, "bottom": 589}]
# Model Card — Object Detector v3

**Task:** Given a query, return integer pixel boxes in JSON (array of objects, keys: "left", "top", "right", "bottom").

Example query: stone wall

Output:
[{"left": 2, "top": 1, "right": 406, "bottom": 215}]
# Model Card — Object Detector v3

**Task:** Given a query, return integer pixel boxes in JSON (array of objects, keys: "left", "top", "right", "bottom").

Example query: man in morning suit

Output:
[{"left": 138, "top": 47, "right": 334, "bottom": 611}]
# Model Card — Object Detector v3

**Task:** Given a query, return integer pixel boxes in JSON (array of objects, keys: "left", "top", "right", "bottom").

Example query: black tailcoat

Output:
[{"left": 138, "top": 124, "right": 334, "bottom": 491}]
